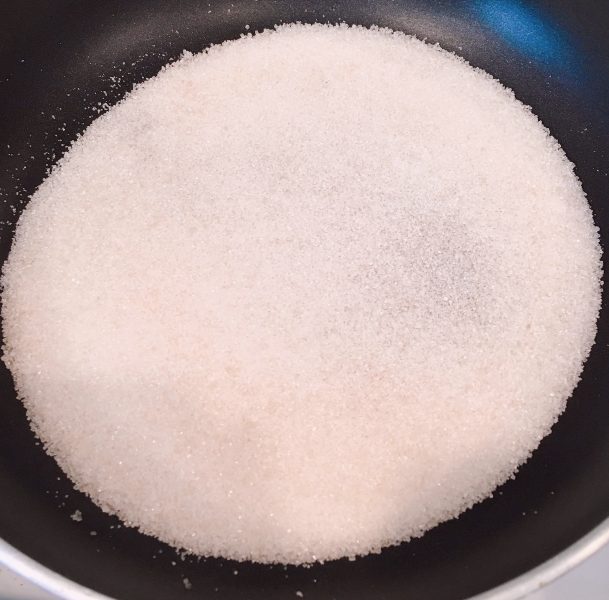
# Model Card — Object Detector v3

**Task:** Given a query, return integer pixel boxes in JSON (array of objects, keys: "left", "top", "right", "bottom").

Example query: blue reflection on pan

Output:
[{"left": 472, "top": 0, "right": 579, "bottom": 72}]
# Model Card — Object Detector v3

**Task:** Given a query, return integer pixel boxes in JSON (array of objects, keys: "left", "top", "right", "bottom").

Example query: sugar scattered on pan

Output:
[{"left": 1, "top": 23, "right": 602, "bottom": 564}]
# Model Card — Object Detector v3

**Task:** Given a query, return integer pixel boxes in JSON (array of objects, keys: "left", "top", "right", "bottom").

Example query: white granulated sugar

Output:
[
  {"left": 1, "top": 24, "right": 602, "bottom": 565},
  {"left": 70, "top": 510, "right": 82, "bottom": 522}
]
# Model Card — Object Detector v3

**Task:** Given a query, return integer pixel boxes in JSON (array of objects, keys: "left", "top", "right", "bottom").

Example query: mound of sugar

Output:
[{"left": 1, "top": 24, "right": 602, "bottom": 564}]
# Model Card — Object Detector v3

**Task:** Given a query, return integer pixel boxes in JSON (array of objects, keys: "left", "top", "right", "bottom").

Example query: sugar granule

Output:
[{"left": 1, "top": 23, "right": 602, "bottom": 565}]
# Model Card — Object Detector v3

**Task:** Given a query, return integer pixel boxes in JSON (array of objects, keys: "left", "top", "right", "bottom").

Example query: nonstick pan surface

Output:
[{"left": 1, "top": 1, "right": 609, "bottom": 599}]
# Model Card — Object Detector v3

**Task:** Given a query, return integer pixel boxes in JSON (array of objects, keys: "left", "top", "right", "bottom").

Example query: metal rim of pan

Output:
[{"left": 0, "top": 516, "right": 608, "bottom": 600}]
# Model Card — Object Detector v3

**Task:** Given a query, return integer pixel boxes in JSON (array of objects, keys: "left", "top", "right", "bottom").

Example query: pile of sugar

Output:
[{"left": 1, "top": 24, "right": 602, "bottom": 564}]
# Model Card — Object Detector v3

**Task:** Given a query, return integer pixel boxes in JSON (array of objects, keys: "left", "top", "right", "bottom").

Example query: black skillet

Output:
[{"left": 1, "top": 1, "right": 609, "bottom": 598}]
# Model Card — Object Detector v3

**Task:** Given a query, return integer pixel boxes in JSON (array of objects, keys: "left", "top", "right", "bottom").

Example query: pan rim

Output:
[{"left": 1, "top": 516, "right": 608, "bottom": 600}]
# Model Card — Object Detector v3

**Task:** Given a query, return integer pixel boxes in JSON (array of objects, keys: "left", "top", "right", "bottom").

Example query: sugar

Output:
[{"left": 1, "top": 24, "right": 602, "bottom": 565}]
